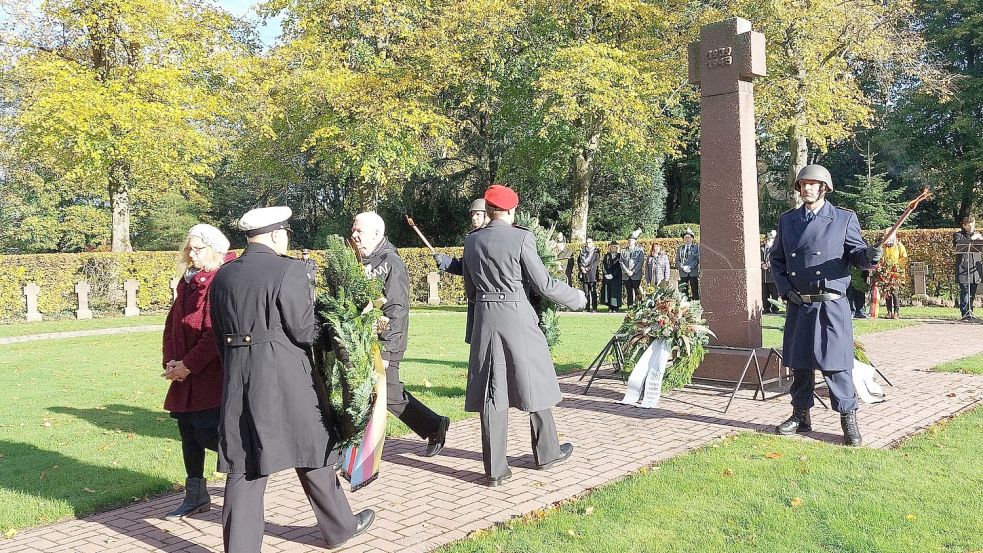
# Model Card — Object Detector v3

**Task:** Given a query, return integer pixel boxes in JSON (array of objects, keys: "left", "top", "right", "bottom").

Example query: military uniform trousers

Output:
[
  {"left": 479, "top": 398, "right": 561, "bottom": 478},
  {"left": 789, "top": 368, "right": 859, "bottom": 414},
  {"left": 386, "top": 355, "right": 443, "bottom": 439},
  {"left": 223, "top": 466, "right": 356, "bottom": 552}
]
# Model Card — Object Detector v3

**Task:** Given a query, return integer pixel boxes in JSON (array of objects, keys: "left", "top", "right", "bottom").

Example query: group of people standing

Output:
[{"left": 574, "top": 229, "right": 699, "bottom": 312}]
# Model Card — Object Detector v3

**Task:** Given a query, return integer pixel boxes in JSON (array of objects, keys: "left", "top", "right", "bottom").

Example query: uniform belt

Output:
[
  {"left": 475, "top": 291, "right": 523, "bottom": 302},
  {"left": 798, "top": 292, "right": 843, "bottom": 303},
  {"left": 223, "top": 329, "right": 277, "bottom": 347}
]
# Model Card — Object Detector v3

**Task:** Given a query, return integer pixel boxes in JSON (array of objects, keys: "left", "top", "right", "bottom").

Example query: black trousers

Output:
[
  {"left": 581, "top": 281, "right": 597, "bottom": 311},
  {"left": 386, "top": 357, "right": 443, "bottom": 439},
  {"left": 624, "top": 279, "right": 641, "bottom": 307},
  {"left": 847, "top": 286, "right": 867, "bottom": 317},
  {"left": 173, "top": 407, "right": 220, "bottom": 479},
  {"left": 790, "top": 368, "right": 858, "bottom": 413},
  {"left": 884, "top": 292, "right": 900, "bottom": 314},
  {"left": 762, "top": 281, "right": 780, "bottom": 312},
  {"left": 223, "top": 467, "right": 356, "bottom": 553},
  {"left": 680, "top": 276, "right": 699, "bottom": 300},
  {"left": 479, "top": 402, "right": 561, "bottom": 478}
]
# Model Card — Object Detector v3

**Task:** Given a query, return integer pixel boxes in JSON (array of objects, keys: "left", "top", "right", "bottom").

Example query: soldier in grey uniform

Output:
[
  {"left": 209, "top": 207, "right": 373, "bottom": 552},
  {"left": 461, "top": 185, "right": 587, "bottom": 487},
  {"left": 676, "top": 229, "right": 700, "bottom": 299},
  {"left": 770, "top": 166, "right": 883, "bottom": 446}
]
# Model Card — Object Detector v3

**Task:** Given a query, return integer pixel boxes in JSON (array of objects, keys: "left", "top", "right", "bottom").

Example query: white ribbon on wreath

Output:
[{"left": 621, "top": 339, "right": 672, "bottom": 408}]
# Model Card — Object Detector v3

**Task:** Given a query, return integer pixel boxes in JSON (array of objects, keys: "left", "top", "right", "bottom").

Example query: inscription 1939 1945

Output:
[{"left": 706, "top": 46, "right": 733, "bottom": 68}]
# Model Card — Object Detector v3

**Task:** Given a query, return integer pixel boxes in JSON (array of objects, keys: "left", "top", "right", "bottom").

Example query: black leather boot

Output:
[
  {"left": 164, "top": 477, "right": 210, "bottom": 519},
  {"left": 776, "top": 408, "right": 812, "bottom": 435},
  {"left": 841, "top": 410, "right": 862, "bottom": 446}
]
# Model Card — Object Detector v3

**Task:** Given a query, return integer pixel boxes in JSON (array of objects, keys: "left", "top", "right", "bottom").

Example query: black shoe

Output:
[
  {"left": 354, "top": 509, "right": 375, "bottom": 536},
  {"left": 424, "top": 417, "right": 449, "bottom": 457},
  {"left": 536, "top": 443, "right": 573, "bottom": 470},
  {"left": 776, "top": 408, "right": 812, "bottom": 435},
  {"left": 485, "top": 469, "right": 512, "bottom": 487},
  {"left": 841, "top": 410, "right": 862, "bottom": 447},
  {"left": 164, "top": 477, "right": 210, "bottom": 520}
]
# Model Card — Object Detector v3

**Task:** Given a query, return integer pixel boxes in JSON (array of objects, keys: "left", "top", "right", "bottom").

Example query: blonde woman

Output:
[{"left": 162, "top": 224, "right": 234, "bottom": 519}]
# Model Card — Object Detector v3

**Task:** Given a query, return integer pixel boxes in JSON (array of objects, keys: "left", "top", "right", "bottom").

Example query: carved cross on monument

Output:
[
  {"left": 124, "top": 279, "right": 141, "bottom": 317},
  {"left": 688, "top": 18, "right": 768, "bottom": 379},
  {"left": 23, "top": 282, "right": 42, "bottom": 322},
  {"left": 75, "top": 281, "right": 93, "bottom": 320}
]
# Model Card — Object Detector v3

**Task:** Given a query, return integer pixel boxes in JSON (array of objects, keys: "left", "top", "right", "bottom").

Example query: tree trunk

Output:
[
  {"left": 109, "top": 161, "right": 132, "bottom": 252},
  {"left": 570, "top": 130, "right": 601, "bottom": 242},
  {"left": 786, "top": 54, "right": 808, "bottom": 207}
]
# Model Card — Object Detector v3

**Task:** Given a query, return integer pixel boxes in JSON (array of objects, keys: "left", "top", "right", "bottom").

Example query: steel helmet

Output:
[
  {"left": 795, "top": 164, "right": 833, "bottom": 192},
  {"left": 469, "top": 198, "right": 486, "bottom": 212}
]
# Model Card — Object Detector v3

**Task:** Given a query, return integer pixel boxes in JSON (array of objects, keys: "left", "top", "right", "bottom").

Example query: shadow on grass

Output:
[
  {"left": 0, "top": 440, "right": 213, "bottom": 552},
  {"left": 404, "top": 383, "right": 467, "bottom": 397},
  {"left": 401, "top": 357, "right": 469, "bottom": 371},
  {"left": 48, "top": 404, "right": 180, "bottom": 442}
]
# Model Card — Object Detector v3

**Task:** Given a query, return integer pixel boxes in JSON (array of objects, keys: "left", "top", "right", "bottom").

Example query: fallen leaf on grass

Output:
[
  {"left": 423, "top": 379, "right": 433, "bottom": 388},
  {"left": 905, "top": 514, "right": 917, "bottom": 522},
  {"left": 799, "top": 456, "right": 808, "bottom": 461},
  {"left": 764, "top": 452, "right": 782, "bottom": 459},
  {"left": 83, "top": 488, "right": 96, "bottom": 494},
  {"left": 723, "top": 468, "right": 734, "bottom": 477},
  {"left": 583, "top": 507, "right": 594, "bottom": 516},
  {"left": 172, "top": 482, "right": 185, "bottom": 492},
  {"left": 39, "top": 471, "right": 46, "bottom": 481},
  {"left": 790, "top": 497, "right": 803, "bottom": 507},
  {"left": 42, "top": 421, "right": 52, "bottom": 428},
  {"left": 3, "top": 529, "right": 16, "bottom": 538},
  {"left": 566, "top": 529, "right": 580, "bottom": 539}
]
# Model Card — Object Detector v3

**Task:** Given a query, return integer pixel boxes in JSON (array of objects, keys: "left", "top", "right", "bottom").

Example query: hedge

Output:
[{"left": 0, "top": 229, "right": 964, "bottom": 322}]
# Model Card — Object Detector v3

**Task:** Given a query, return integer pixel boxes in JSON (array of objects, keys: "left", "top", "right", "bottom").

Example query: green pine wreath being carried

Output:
[
  {"left": 618, "top": 285, "right": 714, "bottom": 407},
  {"left": 312, "top": 235, "right": 384, "bottom": 449}
]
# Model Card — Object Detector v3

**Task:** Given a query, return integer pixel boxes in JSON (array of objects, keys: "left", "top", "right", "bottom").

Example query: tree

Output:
[
  {"left": 0, "top": 0, "right": 247, "bottom": 251},
  {"left": 732, "top": 0, "right": 950, "bottom": 192},
  {"left": 836, "top": 146, "right": 908, "bottom": 229}
]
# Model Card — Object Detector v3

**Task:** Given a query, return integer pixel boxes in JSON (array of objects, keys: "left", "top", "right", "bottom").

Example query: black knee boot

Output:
[{"left": 165, "top": 477, "right": 210, "bottom": 519}]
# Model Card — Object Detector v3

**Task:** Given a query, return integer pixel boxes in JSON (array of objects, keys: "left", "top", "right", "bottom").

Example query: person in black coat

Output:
[
  {"left": 209, "top": 206, "right": 373, "bottom": 552},
  {"left": 577, "top": 238, "right": 600, "bottom": 312},
  {"left": 601, "top": 241, "right": 623, "bottom": 311},
  {"left": 954, "top": 216, "right": 983, "bottom": 321},
  {"left": 354, "top": 211, "right": 450, "bottom": 457}
]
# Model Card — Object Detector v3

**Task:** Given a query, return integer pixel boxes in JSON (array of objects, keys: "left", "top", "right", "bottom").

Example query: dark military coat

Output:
[
  {"left": 770, "top": 201, "right": 875, "bottom": 372},
  {"left": 461, "top": 220, "right": 587, "bottom": 413},
  {"left": 209, "top": 243, "right": 338, "bottom": 475}
]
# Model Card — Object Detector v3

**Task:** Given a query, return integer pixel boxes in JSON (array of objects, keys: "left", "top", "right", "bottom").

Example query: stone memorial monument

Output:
[
  {"left": 427, "top": 272, "right": 441, "bottom": 305},
  {"left": 687, "top": 18, "right": 771, "bottom": 381},
  {"left": 75, "top": 281, "right": 93, "bottom": 320},
  {"left": 23, "top": 282, "right": 42, "bottom": 322},
  {"left": 124, "top": 279, "right": 141, "bottom": 317}
]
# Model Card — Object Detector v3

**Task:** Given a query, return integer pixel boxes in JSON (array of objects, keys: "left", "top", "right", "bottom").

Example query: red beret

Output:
[{"left": 484, "top": 184, "right": 519, "bottom": 210}]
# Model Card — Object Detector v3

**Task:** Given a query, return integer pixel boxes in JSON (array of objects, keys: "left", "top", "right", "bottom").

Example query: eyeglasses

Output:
[{"left": 185, "top": 245, "right": 209, "bottom": 254}]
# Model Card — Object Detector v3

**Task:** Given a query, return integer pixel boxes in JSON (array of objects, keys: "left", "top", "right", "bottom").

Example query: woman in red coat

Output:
[{"left": 162, "top": 224, "right": 234, "bottom": 519}]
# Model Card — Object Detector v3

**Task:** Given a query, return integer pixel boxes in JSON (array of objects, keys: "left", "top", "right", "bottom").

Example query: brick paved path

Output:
[{"left": 2, "top": 322, "right": 980, "bottom": 553}]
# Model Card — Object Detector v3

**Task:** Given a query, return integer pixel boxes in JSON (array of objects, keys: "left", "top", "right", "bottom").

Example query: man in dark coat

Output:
[
  {"left": 461, "top": 184, "right": 587, "bottom": 487},
  {"left": 620, "top": 231, "right": 645, "bottom": 307},
  {"left": 760, "top": 230, "right": 780, "bottom": 313},
  {"left": 353, "top": 211, "right": 450, "bottom": 457},
  {"left": 770, "top": 165, "right": 883, "bottom": 446},
  {"left": 209, "top": 206, "right": 373, "bottom": 552},
  {"left": 676, "top": 230, "right": 700, "bottom": 300},
  {"left": 954, "top": 216, "right": 982, "bottom": 321},
  {"left": 577, "top": 238, "right": 600, "bottom": 312}
]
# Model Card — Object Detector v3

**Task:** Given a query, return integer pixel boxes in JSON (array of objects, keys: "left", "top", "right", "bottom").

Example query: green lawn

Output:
[
  {"left": 933, "top": 352, "right": 983, "bottom": 375},
  {"left": 0, "top": 309, "right": 914, "bottom": 532},
  {"left": 442, "top": 406, "right": 983, "bottom": 553},
  {"left": 0, "top": 314, "right": 166, "bottom": 338}
]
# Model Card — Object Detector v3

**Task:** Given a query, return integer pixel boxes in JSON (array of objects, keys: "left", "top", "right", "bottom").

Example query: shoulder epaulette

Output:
[
  {"left": 835, "top": 206, "right": 855, "bottom": 214},
  {"left": 512, "top": 225, "right": 530, "bottom": 231}
]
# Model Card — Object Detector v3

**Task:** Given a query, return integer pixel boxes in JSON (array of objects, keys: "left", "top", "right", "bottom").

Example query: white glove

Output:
[
  {"left": 682, "top": 265, "right": 691, "bottom": 273},
  {"left": 605, "top": 274, "right": 612, "bottom": 280}
]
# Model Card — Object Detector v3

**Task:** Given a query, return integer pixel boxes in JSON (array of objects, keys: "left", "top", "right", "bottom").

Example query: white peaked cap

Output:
[
  {"left": 237, "top": 206, "right": 292, "bottom": 237},
  {"left": 187, "top": 224, "right": 230, "bottom": 253}
]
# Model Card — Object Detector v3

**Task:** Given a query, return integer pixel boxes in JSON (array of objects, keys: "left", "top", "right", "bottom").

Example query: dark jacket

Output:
[
  {"left": 162, "top": 252, "right": 236, "bottom": 413},
  {"left": 363, "top": 237, "right": 410, "bottom": 359},
  {"left": 954, "top": 230, "right": 983, "bottom": 285},
  {"left": 770, "top": 202, "right": 876, "bottom": 371},
  {"left": 461, "top": 220, "right": 586, "bottom": 413},
  {"left": 209, "top": 243, "right": 338, "bottom": 475},
  {"left": 577, "top": 247, "right": 600, "bottom": 284}
]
